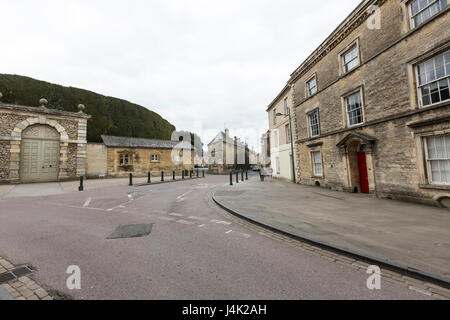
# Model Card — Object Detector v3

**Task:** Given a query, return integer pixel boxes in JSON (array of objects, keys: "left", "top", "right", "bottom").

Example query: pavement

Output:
[
  {"left": 213, "top": 177, "right": 450, "bottom": 285},
  {"left": 0, "top": 174, "right": 438, "bottom": 299}
]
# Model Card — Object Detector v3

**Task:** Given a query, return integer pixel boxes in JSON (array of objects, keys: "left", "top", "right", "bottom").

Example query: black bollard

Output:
[
  {"left": 202, "top": 169, "right": 205, "bottom": 178},
  {"left": 79, "top": 176, "right": 84, "bottom": 191},
  {"left": 161, "top": 171, "right": 164, "bottom": 182},
  {"left": 236, "top": 172, "right": 239, "bottom": 183},
  {"left": 196, "top": 168, "right": 199, "bottom": 177},
  {"left": 230, "top": 171, "right": 233, "bottom": 186},
  {"left": 129, "top": 173, "right": 133, "bottom": 186},
  {"left": 182, "top": 170, "right": 185, "bottom": 180},
  {"left": 246, "top": 170, "right": 248, "bottom": 180},
  {"left": 241, "top": 171, "right": 244, "bottom": 182},
  {"left": 173, "top": 171, "right": 176, "bottom": 180},
  {"left": 148, "top": 172, "right": 151, "bottom": 184}
]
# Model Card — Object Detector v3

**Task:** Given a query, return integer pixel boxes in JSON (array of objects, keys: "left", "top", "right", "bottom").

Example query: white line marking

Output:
[
  {"left": 128, "top": 194, "right": 134, "bottom": 200},
  {"left": 158, "top": 216, "right": 176, "bottom": 221},
  {"left": 211, "top": 220, "right": 232, "bottom": 225},
  {"left": 176, "top": 219, "right": 195, "bottom": 225},
  {"left": 198, "top": 224, "right": 206, "bottom": 228},
  {"left": 169, "top": 213, "right": 184, "bottom": 217},
  {"left": 176, "top": 190, "right": 194, "bottom": 202},
  {"left": 83, "top": 197, "right": 92, "bottom": 207},
  {"left": 188, "top": 216, "right": 206, "bottom": 221},
  {"left": 225, "top": 230, "right": 233, "bottom": 234}
]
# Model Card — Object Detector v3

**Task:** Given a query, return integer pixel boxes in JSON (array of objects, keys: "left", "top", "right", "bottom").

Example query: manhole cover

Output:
[
  {"left": 0, "top": 272, "right": 15, "bottom": 284},
  {"left": 107, "top": 224, "right": 153, "bottom": 239}
]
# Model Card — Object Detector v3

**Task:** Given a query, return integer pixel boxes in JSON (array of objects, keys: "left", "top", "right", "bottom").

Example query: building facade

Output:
[
  {"left": 86, "top": 135, "right": 195, "bottom": 178},
  {"left": 207, "top": 129, "right": 250, "bottom": 174},
  {"left": 0, "top": 99, "right": 89, "bottom": 183},
  {"left": 266, "top": 86, "right": 297, "bottom": 181},
  {"left": 283, "top": 0, "right": 450, "bottom": 207}
]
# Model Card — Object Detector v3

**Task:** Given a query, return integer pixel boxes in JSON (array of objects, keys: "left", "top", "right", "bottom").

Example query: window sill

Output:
[
  {"left": 419, "top": 184, "right": 450, "bottom": 191},
  {"left": 119, "top": 164, "right": 133, "bottom": 167},
  {"left": 151, "top": 161, "right": 160, "bottom": 163}
]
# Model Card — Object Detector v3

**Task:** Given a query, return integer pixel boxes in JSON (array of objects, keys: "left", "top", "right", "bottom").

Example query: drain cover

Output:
[
  {"left": 107, "top": 224, "right": 153, "bottom": 239},
  {"left": 11, "top": 266, "right": 33, "bottom": 278}
]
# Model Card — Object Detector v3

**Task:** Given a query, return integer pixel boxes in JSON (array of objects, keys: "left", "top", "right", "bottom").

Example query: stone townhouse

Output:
[
  {"left": 279, "top": 0, "right": 450, "bottom": 207},
  {"left": 86, "top": 135, "right": 195, "bottom": 178},
  {"left": 207, "top": 129, "right": 250, "bottom": 174},
  {"left": 0, "top": 98, "right": 89, "bottom": 183},
  {"left": 266, "top": 85, "right": 297, "bottom": 182}
]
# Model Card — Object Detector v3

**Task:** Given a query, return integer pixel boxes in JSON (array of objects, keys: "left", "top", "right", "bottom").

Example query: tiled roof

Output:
[{"left": 101, "top": 135, "right": 193, "bottom": 149}]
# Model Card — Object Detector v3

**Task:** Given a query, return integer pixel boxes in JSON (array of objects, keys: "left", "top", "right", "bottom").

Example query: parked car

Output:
[{"left": 252, "top": 165, "right": 261, "bottom": 172}]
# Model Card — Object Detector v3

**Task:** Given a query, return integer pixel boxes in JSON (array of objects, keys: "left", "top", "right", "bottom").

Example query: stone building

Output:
[
  {"left": 0, "top": 99, "right": 89, "bottom": 183},
  {"left": 272, "top": 0, "right": 450, "bottom": 207},
  {"left": 207, "top": 129, "right": 250, "bottom": 174},
  {"left": 86, "top": 135, "right": 195, "bottom": 178},
  {"left": 266, "top": 85, "right": 297, "bottom": 181}
]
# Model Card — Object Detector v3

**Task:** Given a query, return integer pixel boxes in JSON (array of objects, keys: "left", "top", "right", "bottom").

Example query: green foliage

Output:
[{"left": 0, "top": 74, "right": 176, "bottom": 142}]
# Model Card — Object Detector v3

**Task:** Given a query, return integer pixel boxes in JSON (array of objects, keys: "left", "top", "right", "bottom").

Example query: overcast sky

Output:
[{"left": 1, "top": 0, "right": 361, "bottom": 151}]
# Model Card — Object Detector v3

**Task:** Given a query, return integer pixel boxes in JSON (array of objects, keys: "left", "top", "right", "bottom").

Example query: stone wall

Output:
[
  {"left": 0, "top": 141, "right": 10, "bottom": 179},
  {"left": 86, "top": 143, "right": 107, "bottom": 178},
  {"left": 106, "top": 147, "right": 195, "bottom": 177}
]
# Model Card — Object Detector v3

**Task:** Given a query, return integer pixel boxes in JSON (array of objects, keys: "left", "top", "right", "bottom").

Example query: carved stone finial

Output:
[
  {"left": 77, "top": 104, "right": 86, "bottom": 113},
  {"left": 39, "top": 98, "right": 48, "bottom": 108}
]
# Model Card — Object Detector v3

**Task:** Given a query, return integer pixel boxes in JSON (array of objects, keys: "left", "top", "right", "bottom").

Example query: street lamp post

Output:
[{"left": 276, "top": 109, "right": 296, "bottom": 184}]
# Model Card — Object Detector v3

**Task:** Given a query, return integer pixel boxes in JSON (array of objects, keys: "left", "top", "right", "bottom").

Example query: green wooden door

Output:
[{"left": 20, "top": 125, "right": 60, "bottom": 182}]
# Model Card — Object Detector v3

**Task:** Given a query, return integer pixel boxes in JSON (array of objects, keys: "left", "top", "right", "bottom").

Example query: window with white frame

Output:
[
  {"left": 285, "top": 124, "right": 291, "bottom": 144},
  {"left": 273, "top": 130, "right": 279, "bottom": 148},
  {"left": 311, "top": 151, "right": 323, "bottom": 176},
  {"left": 119, "top": 154, "right": 133, "bottom": 166},
  {"left": 409, "top": 0, "right": 447, "bottom": 29},
  {"left": 284, "top": 97, "right": 289, "bottom": 115},
  {"left": 151, "top": 154, "right": 160, "bottom": 162},
  {"left": 273, "top": 109, "right": 277, "bottom": 125},
  {"left": 309, "top": 111, "right": 320, "bottom": 137},
  {"left": 345, "top": 91, "right": 364, "bottom": 126},
  {"left": 342, "top": 45, "right": 359, "bottom": 74},
  {"left": 425, "top": 134, "right": 450, "bottom": 184},
  {"left": 306, "top": 76, "right": 317, "bottom": 97},
  {"left": 417, "top": 50, "right": 450, "bottom": 107}
]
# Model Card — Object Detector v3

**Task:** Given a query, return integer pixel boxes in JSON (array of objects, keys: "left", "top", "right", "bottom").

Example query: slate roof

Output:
[{"left": 101, "top": 135, "right": 193, "bottom": 149}]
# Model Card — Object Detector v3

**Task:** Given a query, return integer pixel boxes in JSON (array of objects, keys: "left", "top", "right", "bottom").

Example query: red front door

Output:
[{"left": 357, "top": 152, "right": 370, "bottom": 194}]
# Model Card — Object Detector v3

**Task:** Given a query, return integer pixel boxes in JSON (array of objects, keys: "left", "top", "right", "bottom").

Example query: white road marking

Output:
[
  {"left": 198, "top": 224, "right": 206, "bottom": 228},
  {"left": 158, "top": 216, "right": 176, "bottom": 221},
  {"left": 188, "top": 216, "right": 206, "bottom": 221},
  {"left": 176, "top": 219, "right": 195, "bottom": 225},
  {"left": 83, "top": 197, "right": 92, "bottom": 207},
  {"left": 225, "top": 230, "right": 233, "bottom": 234},
  {"left": 128, "top": 194, "right": 134, "bottom": 200},
  {"left": 169, "top": 213, "right": 184, "bottom": 217},
  {"left": 211, "top": 219, "right": 232, "bottom": 225},
  {"left": 176, "top": 190, "right": 194, "bottom": 202}
]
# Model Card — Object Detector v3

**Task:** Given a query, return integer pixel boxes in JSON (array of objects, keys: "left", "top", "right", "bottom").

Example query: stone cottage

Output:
[
  {"left": 0, "top": 98, "right": 89, "bottom": 183},
  {"left": 86, "top": 135, "right": 195, "bottom": 178}
]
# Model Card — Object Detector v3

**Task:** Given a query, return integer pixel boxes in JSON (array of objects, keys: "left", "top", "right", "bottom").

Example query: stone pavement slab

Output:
[{"left": 213, "top": 178, "right": 450, "bottom": 283}]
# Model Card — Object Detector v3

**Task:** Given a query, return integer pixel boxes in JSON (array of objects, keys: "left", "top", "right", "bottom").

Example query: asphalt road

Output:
[{"left": 0, "top": 175, "right": 429, "bottom": 299}]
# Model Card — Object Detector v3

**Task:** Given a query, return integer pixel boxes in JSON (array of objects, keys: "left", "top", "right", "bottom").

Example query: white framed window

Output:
[
  {"left": 273, "top": 130, "right": 279, "bottom": 148},
  {"left": 151, "top": 154, "right": 160, "bottom": 162},
  {"left": 425, "top": 134, "right": 450, "bottom": 184},
  {"left": 119, "top": 154, "right": 133, "bottom": 166},
  {"left": 273, "top": 109, "right": 277, "bottom": 125},
  {"left": 342, "top": 45, "right": 359, "bottom": 74},
  {"left": 309, "top": 111, "right": 320, "bottom": 137},
  {"left": 276, "top": 157, "right": 281, "bottom": 174},
  {"left": 416, "top": 49, "right": 450, "bottom": 108},
  {"left": 284, "top": 97, "right": 289, "bottom": 115},
  {"left": 409, "top": 0, "right": 447, "bottom": 29},
  {"left": 306, "top": 76, "right": 317, "bottom": 97},
  {"left": 285, "top": 124, "right": 291, "bottom": 144},
  {"left": 311, "top": 151, "right": 323, "bottom": 177},
  {"left": 345, "top": 91, "right": 364, "bottom": 127}
]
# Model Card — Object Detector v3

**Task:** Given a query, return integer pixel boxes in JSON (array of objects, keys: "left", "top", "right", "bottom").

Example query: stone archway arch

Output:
[{"left": 9, "top": 117, "right": 70, "bottom": 181}]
